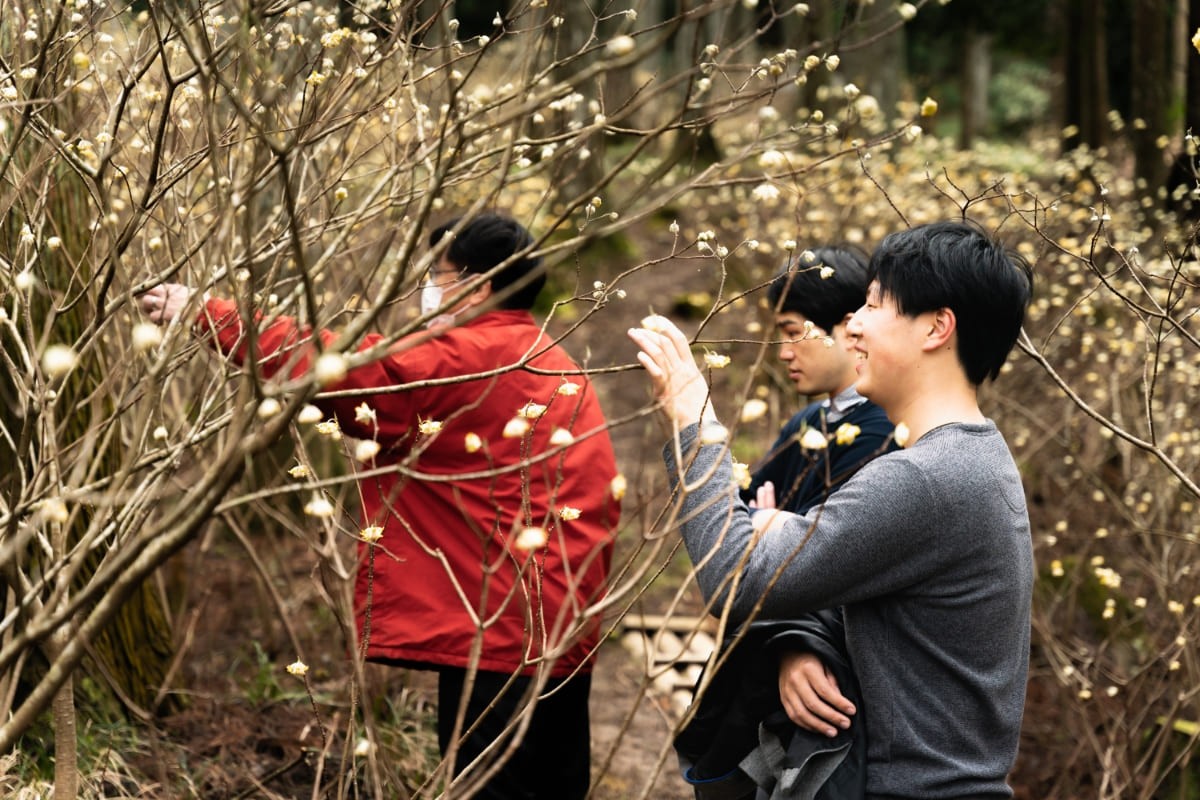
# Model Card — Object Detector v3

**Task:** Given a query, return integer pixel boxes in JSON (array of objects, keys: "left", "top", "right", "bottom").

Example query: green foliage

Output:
[
  {"left": 367, "top": 688, "right": 442, "bottom": 790},
  {"left": 540, "top": 229, "right": 638, "bottom": 316},
  {"left": 9, "top": 709, "right": 147, "bottom": 789},
  {"left": 990, "top": 60, "right": 1053, "bottom": 136},
  {"left": 242, "top": 641, "right": 292, "bottom": 705}
]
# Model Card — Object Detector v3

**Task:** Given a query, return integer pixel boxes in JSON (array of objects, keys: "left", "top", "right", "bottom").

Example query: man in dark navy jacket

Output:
[{"left": 744, "top": 245, "right": 895, "bottom": 516}]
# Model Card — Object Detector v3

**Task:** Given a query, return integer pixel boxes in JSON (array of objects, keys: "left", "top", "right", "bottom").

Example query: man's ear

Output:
[
  {"left": 468, "top": 278, "right": 493, "bottom": 306},
  {"left": 922, "top": 307, "right": 956, "bottom": 351}
]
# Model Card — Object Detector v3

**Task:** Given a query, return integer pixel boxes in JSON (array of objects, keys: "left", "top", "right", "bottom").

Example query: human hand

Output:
[
  {"left": 749, "top": 481, "right": 794, "bottom": 536},
  {"left": 751, "top": 481, "right": 777, "bottom": 510},
  {"left": 138, "top": 283, "right": 195, "bottom": 325},
  {"left": 778, "top": 650, "right": 856, "bottom": 737},
  {"left": 626, "top": 316, "right": 712, "bottom": 428}
]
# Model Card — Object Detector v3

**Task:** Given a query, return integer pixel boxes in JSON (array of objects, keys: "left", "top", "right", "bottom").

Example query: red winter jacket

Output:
[{"left": 197, "top": 298, "right": 620, "bottom": 676}]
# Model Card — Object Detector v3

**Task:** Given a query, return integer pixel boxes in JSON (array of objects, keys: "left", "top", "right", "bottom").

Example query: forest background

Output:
[{"left": 2, "top": 0, "right": 1199, "bottom": 798}]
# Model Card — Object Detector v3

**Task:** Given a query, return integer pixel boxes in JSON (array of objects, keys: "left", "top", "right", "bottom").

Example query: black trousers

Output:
[{"left": 437, "top": 667, "right": 592, "bottom": 800}]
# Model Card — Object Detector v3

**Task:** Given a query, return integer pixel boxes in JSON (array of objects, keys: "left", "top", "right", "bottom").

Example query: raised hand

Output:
[
  {"left": 138, "top": 283, "right": 195, "bottom": 325},
  {"left": 626, "top": 315, "right": 712, "bottom": 428}
]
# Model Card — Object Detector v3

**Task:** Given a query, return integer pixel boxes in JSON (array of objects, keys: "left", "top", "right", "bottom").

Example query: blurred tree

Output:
[
  {"left": 1060, "top": 0, "right": 1111, "bottom": 150},
  {"left": 839, "top": 0, "right": 907, "bottom": 129},
  {"left": 958, "top": 12, "right": 991, "bottom": 149},
  {"left": 1131, "top": 0, "right": 1171, "bottom": 203},
  {"left": 906, "top": 1, "right": 1054, "bottom": 144},
  {"left": 1166, "top": 0, "right": 1200, "bottom": 219},
  {"left": 778, "top": 0, "right": 838, "bottom": 114},
  {"left": 0, "top": 39, "right": 177, "bottom": 732},
  {"left": 1188, "top": 1, "right": 1200, "bottom": 140}
]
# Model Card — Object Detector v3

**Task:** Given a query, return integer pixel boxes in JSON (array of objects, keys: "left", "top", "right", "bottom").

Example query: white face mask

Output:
[
  {"left": 420, "top": 282, "right": 444, "bottom": 317},
  {"left": 421, "top": 280, "right": 470, "bottom": 329}
]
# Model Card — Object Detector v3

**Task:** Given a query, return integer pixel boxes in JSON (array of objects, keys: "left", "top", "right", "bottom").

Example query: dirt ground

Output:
[
  {"left": 589, "top": 643, "right": 694, "bottom": 800},
  {"left": 142, "top": 520, "right": 700, "bottom": 799}
]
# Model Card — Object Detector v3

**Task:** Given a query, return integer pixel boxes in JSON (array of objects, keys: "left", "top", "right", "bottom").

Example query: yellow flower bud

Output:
[
  {"left": 704, "top": 351, "right": 731, "bottom": 369},
  {"left": 799, "top": 428, "right": 828, "bottom": 450},
  {"left": 834, "top": 423, "right": 860, "bottom": 446},
  {"left": 503, "top": 417, "right": 530, "bottom": 438},
  {"left": 610, "top": 474, "right": 627, "bottom": 501},
  {"left": 515, "top": 526, "right": 548, "bottom": 551}
]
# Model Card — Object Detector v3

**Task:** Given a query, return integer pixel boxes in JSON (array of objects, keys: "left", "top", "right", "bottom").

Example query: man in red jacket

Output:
[{"left": 140, "top": 214, "right": 621, "bottom": 799}]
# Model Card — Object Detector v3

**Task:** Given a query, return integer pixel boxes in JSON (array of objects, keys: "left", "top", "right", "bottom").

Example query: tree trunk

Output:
[
  {"left": 51, "top": 676, "right": 78, "bottom": 800},
  {"left": 1061, "top": 0, "right": 1109, "bottom": 150},
  {"left": 1131, "top": 0, "right": 1171, "bottom": 203},
  {"left": 840, "top": 0, "right": 906, "bottom": 129},
  {"left": 544, "top": 0, "right": 606, "bottom": 210},
  {"left": 52, "top": 515, "right": 78, "bottom": 800},
  {"left": 959, "top": 25, "right": 992, "bottom": 148},
  {"left": 1188, "top": 0, "right": 1200, "bottom": 137},
  {"left": 1171, "top": 0, "right": 1190, "bottom": 139},
  {"left": 1166, "top": 0, "right": 1200, "bottom": 220}
]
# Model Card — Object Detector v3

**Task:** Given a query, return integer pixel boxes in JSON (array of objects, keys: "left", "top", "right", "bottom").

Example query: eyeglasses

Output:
[{"left": 425, "top": 267, "right": 466, "bottom": 284}]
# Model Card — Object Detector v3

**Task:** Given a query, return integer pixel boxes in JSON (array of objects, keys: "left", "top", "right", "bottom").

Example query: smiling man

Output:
[
  {"left": 675, "top": 246, "right": 894, "bottom": 796},
  {"left": 630, "top": 221, "right": 1035, "bottom": 799},
  {"left": 744, "top": 246, "right": 894, "bottom": 515}
]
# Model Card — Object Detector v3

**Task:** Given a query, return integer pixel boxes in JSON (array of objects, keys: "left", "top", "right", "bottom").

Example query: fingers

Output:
[
  {"left": 137, "top": 283, "right": 194, "bottom": 326},
  {"left": 629, "top": 320, "right": 711, "bottom": 427},
  {"left": 656, "top": 316, "right": 695, "bottom": 362},
  {"left": 756, "top": 481, "right": 777, "bottom": 510},
  {"left": 780, "top": 692, "right": 843, "bottom": 737},
  {"left": 628, "top": 329, "right": 666, "bottom": 381},
  {"left": 634, "top": 349, "right": 663, "bottom": 380},
  {"left": 137, "top": 287, "right": 166, "bottom": 324},
  {"left": 628, "top": 325, "right": 675, "bottom": 372},
  {"left": 778, "top": 651, "right": 855, "bottom": 737},
  {"left": 630, "top": 316, "right": 690, "bottom": 366}
]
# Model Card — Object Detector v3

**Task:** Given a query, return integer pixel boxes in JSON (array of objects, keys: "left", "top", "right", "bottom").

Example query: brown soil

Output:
[{"left": 135, "top": 519, "right": 697, "bottom": 799}]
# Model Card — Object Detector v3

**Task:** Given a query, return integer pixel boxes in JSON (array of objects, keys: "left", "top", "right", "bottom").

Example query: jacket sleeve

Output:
[{"left": 194, "top": 296, "right": 414, "bottom": 443}]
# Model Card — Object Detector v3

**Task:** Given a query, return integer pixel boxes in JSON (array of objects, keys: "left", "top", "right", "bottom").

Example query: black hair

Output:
[
  {"left": 766, "top": 245, "right": 870, "bottom": 333},
  {"left": 868, "top": 220, "right": 1034, "bottom": 385},
  {"left": 429, "top": 213, "right": 545, "bottom": 310}
]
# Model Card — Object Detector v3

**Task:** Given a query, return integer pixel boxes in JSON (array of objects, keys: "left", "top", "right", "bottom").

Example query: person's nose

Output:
[{"left": 845, "top": 306, "right": 865, "bottom": 337}]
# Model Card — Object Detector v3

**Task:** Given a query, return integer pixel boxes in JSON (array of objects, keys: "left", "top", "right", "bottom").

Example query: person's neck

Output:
[
  {"left": 826, "top": 369, "right": 858, "bottom": 401},
  {"left": 830, "top": 379, "right": 856, "bottom": 399},
  {"left": 885, "top": 381, "right": 985, "bottom": 443}
]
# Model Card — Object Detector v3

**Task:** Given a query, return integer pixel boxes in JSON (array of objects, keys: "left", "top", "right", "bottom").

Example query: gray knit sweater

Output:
[{"left": 665, "top": 421, "right": 1032, "bottom": 799}]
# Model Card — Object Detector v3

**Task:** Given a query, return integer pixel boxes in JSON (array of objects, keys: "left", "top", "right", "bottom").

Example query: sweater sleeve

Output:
[
  {"left": 666, "top": 424, "right": 942, "bottom": 625},
  {"left": 193, "top": 297, "right": 412, "bottom": 443}
]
